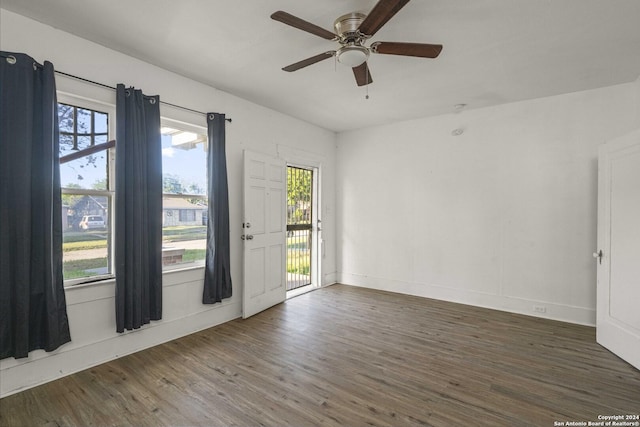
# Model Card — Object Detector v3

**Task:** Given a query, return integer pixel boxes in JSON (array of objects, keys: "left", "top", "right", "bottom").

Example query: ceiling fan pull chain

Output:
[{"left": 366, "top": 64, "right": 370, "bottom": 100}]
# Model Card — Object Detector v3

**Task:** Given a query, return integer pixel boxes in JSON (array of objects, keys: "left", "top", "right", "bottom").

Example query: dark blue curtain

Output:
[
  {"left": 202, "top": 113, "right": 232, "bottom": 303},
  {"left": 0, "top": 52, "right": 71, "bottom": 359},
  {"left": 115, "top": 84, "right": 162, "bottom": 332}
]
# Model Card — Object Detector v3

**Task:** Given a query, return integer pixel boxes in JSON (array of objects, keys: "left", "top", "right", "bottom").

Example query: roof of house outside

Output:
[{"left": 163, "top": 197, "right": 207, "bottom": 210}]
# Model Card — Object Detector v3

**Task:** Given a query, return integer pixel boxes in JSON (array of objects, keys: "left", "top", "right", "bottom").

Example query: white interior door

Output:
[
  {"left": 596, "top": 129, "right": 640, "bottom": 370},
  {"left": 242, "top": 150, "right": 287, "bottom": 318}
]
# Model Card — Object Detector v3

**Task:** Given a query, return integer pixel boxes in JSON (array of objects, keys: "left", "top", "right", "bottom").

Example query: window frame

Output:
[
  {"left": 57, "top": 96, "right": 211, "bottom": 282},
  {"left": 58, "top": 93, "right": 116, "bottom": 287}
]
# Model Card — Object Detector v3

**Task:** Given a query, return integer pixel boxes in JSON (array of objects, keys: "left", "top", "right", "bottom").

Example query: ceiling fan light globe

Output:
[{"left": 337, "top": 46, "right": 369, "bottom": 67}]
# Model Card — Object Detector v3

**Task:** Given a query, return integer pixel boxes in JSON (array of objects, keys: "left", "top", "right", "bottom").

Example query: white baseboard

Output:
[
  {"left": 0, "top": 301, "right": 240, "bottom": 398},
  {"left": 322, "top": 271, "right": 337, "bottom": 286},
  {"left": 338, "top": 272, "right": 595, "bottom": 327}
]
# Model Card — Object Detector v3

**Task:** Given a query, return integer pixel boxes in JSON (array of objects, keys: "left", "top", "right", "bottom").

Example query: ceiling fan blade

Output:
[
  {"left": 282, "top": 51, "right": 335, "bottom": 72},
  {"left": 358, "top": 0, "right": 411, "bottom": 37},
  {"left": 271, "top": 11, "right": 336, "bottom": 40},
  {"left": 371, "top": 41, "right": 442, "bottom": 58},
  {"left": 353, "top": 62, "right": 373, "bottom": 86}
]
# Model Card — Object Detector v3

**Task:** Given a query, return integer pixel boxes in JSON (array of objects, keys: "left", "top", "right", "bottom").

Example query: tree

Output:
[
  {"left": 61, "top": 183, "right": 83, "bottom": 207},
  {"left": 92, "top": 178, "right": 108, "bottom": 191},
  {"left": 163, "top": 175, "right": 207, "bottom": 206},
  {"left": 58, "top": 104, "right": 106, "bottom": 183},
  {"left": 163, "top": 174, "right": 206, "bottom": 196},
  {"left": 163, "top": 174, "right": 185, "bottom": 194},
  {"left": 186, "top": 183, "right": 205, "bottom": 195},
  {"left": 287, "top": 168, "right": 312, "bottom": 224}
]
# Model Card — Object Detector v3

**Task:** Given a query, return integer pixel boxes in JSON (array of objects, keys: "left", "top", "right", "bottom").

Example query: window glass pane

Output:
[
  {"left": 61, "top": 153, "right": 108, "bottom": 189},
  {"left": 161, "top": 129, "right": 207, "bottom": 195},
  {"left": 161, "top": 127, "right": 207, "bottom": 269},
  {"left": 58, "top": 104, "right": 74, "bottom": 133},
  {"left": 59, "top": 133, "right": 76, "bottom": 156},
  {"left": 77, "top": 135, "right": 92, "bottom": 150},
  {"left": 76, "top": 108, "right": 92, "bottom": 135},
  {"left": 94, "top": 111, "right": 108, "bottom": 134},
  {"left": 162, "top": 196, "right": 207, "bottom": 268},
  {"left": 62, "top": 196, "right": 111, "bottom": 280},
  {"left": 59, "top": 101, "right": 113, "bottom": 284}
]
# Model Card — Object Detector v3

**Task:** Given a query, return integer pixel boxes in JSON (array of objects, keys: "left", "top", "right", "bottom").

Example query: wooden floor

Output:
[{"left": 1, "top": 285, "right": 639, "bottom": 426}]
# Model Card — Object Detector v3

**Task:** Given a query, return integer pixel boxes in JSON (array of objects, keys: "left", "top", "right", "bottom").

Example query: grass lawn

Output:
[
  {"left": 63, "top": 257, "right": 107, "bottom": 279},
  {"left": 287, "top": 250, "right": 310, "bottom": 275},
  {"left": 286, "top": 232, "right": 311, "bottom": 275},
  {"left": 62, "top": 225, "right": 308, "bottom": 277},
  {"left": 64, "top": 239, "right": 108, "bottom": 252},
  {"left": 163, "top": 226, "right": 207, "bottom": 243},
  {"left": 63, "top": 249, "right": 206, "bottom": 280},
  {"left": 63, "top": 231, "right": 107, "bottom": 243},
  {"left": 62, "top": 226, "right": 207, "bottom": 252},
  {"left": 182, "top": 249, "right": 206, "bottom": 263}
]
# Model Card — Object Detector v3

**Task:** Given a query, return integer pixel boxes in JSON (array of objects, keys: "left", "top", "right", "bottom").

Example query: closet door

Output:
[{"left": 596, "top": 129, "right": 640, "bottom": 370}]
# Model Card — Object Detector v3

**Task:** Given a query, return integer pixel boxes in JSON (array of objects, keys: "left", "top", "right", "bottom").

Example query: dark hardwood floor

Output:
[{"left": 1, "top": 284, "right": 639, "bottom": 426}]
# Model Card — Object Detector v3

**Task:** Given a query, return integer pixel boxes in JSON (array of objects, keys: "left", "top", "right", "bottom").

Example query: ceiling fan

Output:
[{"left": 271, "top": 0, "right": 442, "bottom": 87}]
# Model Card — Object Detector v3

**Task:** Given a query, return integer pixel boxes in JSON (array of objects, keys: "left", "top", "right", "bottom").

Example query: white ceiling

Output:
[{"left": 3, "top": 0, "right": 640, "bottom": 132}]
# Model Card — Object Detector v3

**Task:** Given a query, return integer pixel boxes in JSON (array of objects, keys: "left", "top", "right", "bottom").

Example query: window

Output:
[
  {"left": 58, "top": 98, "right": 208, "bottom": 280},
  {"left": 179, "top": 209, "right": 196, "bottom": 222},
  {"left": 58, "top": 99, "right": 115, "bottom": 284},
  {"left": 161, "top": 122, "right": 208, "bottom": 269}
]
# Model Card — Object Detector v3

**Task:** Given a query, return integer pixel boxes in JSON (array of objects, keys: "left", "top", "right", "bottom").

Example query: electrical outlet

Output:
[{"left": 533, "top": 305, "right": 547, "bottom": 314}]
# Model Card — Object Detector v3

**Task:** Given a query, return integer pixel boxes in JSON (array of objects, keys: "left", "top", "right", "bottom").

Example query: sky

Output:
[
  {"left": 60, "top": 134, "right": 207, "bottom": 192},
  {"left": 160, "top": 134, "right": 207, "bottom": 193}
]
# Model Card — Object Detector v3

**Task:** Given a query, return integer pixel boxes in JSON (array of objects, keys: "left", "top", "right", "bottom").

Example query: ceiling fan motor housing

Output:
[{"left": 334, "top": 12, "right": 367, "bottom": 42}]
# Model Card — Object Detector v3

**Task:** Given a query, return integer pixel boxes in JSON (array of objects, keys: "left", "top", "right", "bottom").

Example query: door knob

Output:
[
  {"left": 246, "top": 235, "right": 254, "bottom": 240},
  {"left": 593, "top": 250, "right": 603, "bottom": 264}
]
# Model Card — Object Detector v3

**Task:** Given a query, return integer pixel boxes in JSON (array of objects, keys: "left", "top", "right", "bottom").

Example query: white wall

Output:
[
  {"left": 0, "top": 9, "right": 337, "bottom": 397},
  {"left": 337, "top": 82, "right": 639, "bottom": 326},
  {"left": 635, "top": 76, "right": 640, "bottom": 124}
]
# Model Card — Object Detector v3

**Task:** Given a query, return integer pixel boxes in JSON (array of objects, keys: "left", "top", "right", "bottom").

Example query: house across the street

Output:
[{"left": 162, "top": 197, "right": 207, "bottom": 227}]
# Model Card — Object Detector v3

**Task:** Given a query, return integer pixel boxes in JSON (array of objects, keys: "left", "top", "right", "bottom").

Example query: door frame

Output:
[
  {"left": 276, "top": 144, "right": 324, "bottom": 298},
  {"left": 286, "top": 163, "right": 321, "bottom": 298}
]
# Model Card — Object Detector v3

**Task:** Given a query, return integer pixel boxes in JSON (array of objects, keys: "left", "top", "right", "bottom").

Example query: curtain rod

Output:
[{"left": 55, "top": 70, "right": 232, "bottom": 123}]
